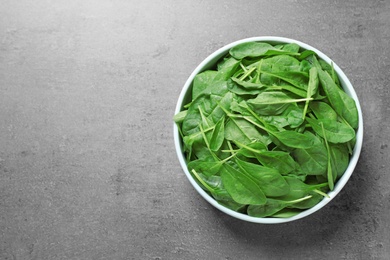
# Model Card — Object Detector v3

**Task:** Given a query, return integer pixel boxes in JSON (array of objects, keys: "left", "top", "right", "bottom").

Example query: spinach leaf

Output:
[
  {"left": 339, "top": 90, "right": 359, "bottom": 129},
  {"left": 247, "top": 91, "right": 312, "bottom": 116},
  {"left": 329, "top": 143, "right": 350, "bottom": 178},
  {"left": 229, "top": 42, "right": 299, "bottom": 60},
  {"left": 220, "top": 163, "right": 267, "bottom": 205},
  {"left": 254, "top": 151, "right": 298, "bottom": 175},
  {"left": 277, "top": 176, "right": 328, "bottom": 201},
  {"left": 191, "top": 169, "right": 245, "bottom": 211},
  {"left": 302, "top": 67, "right": 318, "bottom": 119},
  {"left": 193, "top": 70, "right": 218, "bottom": 99},
  {"left": 314, "top": 57, "right": 358, "bottom": 129},
  {"left": 292, "top": 132, "right": 328, "bottom": 176},
  {"left": 260, "top": 104, "right": 304, "bottom": 130},
  {"left": 224, "top": 117, "right": 268, "bottom": 145},
  {"left": 187, "top": 159, "right": 222, "bottom": 177},
  {"left": 210, "top": 116, "right": 225, "bottom": 151},
  {"left": 309, "top": 101, "right": 338, "bottom": 121},
  {"left": 235, "top": 158, "right": 290, "bottom": 197},
  {"left": 306, "top": 117, "right": 355, "bottom": 144},
  {"left": 232, "top": 141, "right": 268, "bottom": 158},
  {"left": 247, "top": 195, "right": 312, "bottom": 217},
  {"left": 259, "top": 70, "right": 309, "bottom": 90}
]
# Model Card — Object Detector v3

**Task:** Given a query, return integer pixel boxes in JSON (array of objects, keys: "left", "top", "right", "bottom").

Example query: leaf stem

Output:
[
  {"left": 239, "top": 66, "right": 256, "bottom": 81},
  {"left": 198, "top": 123, "right": 210, "bottom": 150},
  {"left": 191, "top": 169, "right": 214, "bottom": 192},
  {"left": 288, "top": 195, "right": 313, "bottom": 204},
  {"left": 313, "top": 189, "right": 330, "bottom": 198},
  {"left": 320, "top": 122, "right": 334, "bottom": 191}
]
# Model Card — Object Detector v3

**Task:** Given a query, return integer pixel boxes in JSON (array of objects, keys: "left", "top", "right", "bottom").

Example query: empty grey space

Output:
[{"left": 0, "top": 0, "right": 389, "bottom": 259}]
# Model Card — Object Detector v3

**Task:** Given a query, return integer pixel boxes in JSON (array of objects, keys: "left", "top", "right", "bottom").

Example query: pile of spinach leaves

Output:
[{"left": 174, "top": 41, "right": 358, "bottom": 218}]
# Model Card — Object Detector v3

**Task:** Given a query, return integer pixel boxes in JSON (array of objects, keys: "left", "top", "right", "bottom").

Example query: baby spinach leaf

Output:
[
  {"left": 259, "top": 70, "right": 309, "bottom": 90},
  {"left": 309, "top": 101, "right": 338, "bottom": 121},
  {"left": 247, "top": 91, "right": 311, "bottom": 116},
  {"left": 226, "top": 78, "right": 264, "bottom": 96},
  {"left": 224, "top": 117, "right": 268, "bottom": 145},
  {"left": 187, "top": 159, "right": 222, "bottom": 177},
  {"left": 247, "top": 195, "right": 312, "bottom": 217},
  {"left": 254, "top": 151, "right": 298, "bottom": 175},
  {"left": 192, "top": 70, "right": 218, "bottom": 99},
  {"left": 220, "top": 163, "right": 267, "bottom": 205},
  {"left": 292, "top": 132, "right": 328, "bottom": 176},
  {"left": 270, "top": 130, "right": 316, "bottom": 149},
  {"left": 302, "top": 67, "right": 318, "bottom": 119},
  {"left": 277, "top": 176, "right": 328, "bottom": 201},
  {"left": 173, "top": 110, "right": 188, "bottom": 124},
  {"left": 230, "top": 141, "right": 268, "bottom": 158},
  {"left": 298, "top": 50, "right": 317, "bottom": 60},
  {"left": 210, "top": 116, "right": 225, "bottom": 151},
  {"left": 317, "top": 69, "right": 343, "bottom": 111},
  {"left": 230, "top": 77, "right": 267, "bottom": 90},
  {"left": 235, "top": 158, "right": 290, "bottom": 197},
  {"left": 339, "top": 90, "right": 359, "bottom": 129},
  {"left": 259, "top": 54, "right": 301, "bottom": 71},
  {"left": 181, "top": 81, "right": 229, "bottom": 135},
  {"left": 229, "top": 42, "right": 299, "bottom": 60},
  {"left": 306, "top": 117, "right": 355, "bottom": 144},
  {"left": 191, "top": 169, "right": 245, "bottom": 211},
  {"left": 270, "top": 208, "right": 301, "bottom": 218},
  {"left": 281, "top": 43, "right": 300, "bottom": 53},
  {"left": 214, "top": 57, "right": 241, "bottom": 81},
  {"left": 314, "top": 57, "right": 358, "bottom": 129},
  {"left": 319, "top": 59, "right": 341, "bottom": 86},
  {"left": 329, "top": 143, "right": 350, "bottom": 178},
  {"left": 261, "top": 104, "right": 304, "bottom": 130}
]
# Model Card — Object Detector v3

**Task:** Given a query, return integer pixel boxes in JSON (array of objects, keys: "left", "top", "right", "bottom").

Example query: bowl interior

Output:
[{"left": 174, "top": 36, "right": 363, "bottom": 224}]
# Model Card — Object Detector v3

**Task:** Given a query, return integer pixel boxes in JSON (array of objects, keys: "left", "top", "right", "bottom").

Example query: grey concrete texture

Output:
[{"left": 0, "top": 0, "right": 389, "bottom": 259}]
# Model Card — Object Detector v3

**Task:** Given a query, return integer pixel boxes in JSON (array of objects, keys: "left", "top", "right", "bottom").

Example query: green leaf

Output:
[
  {"left": 302, "top": 67, "right": 318, "bottom": 118},
  {"left": 220, "top": 163, "right": 267, "bottom": 205},
  {"left": 191, "top": 169, "right": 246, "bottom": 211},
  {"left": 187, "top": 159, "right": 223, "bottom": 177},
  {"left": 306, "top": 117, "right": 355, "bottom": 144},
  {"left": 173, "top": 110, "right": 188, "bottom": 124},
  {"left": 292, "top": 132, "right": 328, "bottom": 176},
  {"left": 227, "top": 78, "right": 265, "bottom": 96},
  {"left": 314, "top": 58, "right": 358, "bottom": 129},
  {"left": 233, "top": 141, "right": 268, "bottom": 158},
  {"left": 271, "top": 130, "right": 316, "bottom": 149},
  {"left": 229, "top": 42, "right": 299, "bottom": 60},
  {"left": 247, "top": 91, "right": 311, "bottom": 116},
  {"left": 255, "top": 151, "right": 298, "bottom": 175},
  {"left": 214, "top": 57, "right": 241, "bottom": 81},
  {"left": 247, "top": 195, "right": 312, "bottom": 217},
  {"left": 329, "top": 143, "right": 350, "bottom": 178},
  {"left": 261, "top": 104, "right": 304, "bottom": 130},
  {"left": 224, "top": 117, "right": 268, "bottom": 145},
  {"left": 281, "top": 43, "right": 300, "bottom": 53},
  {"left": 259, "top": 70, "right": 309, "bottom": 90},
  {"left": 235, "top": 158, "right": 290, "bottom": 197},
  {"left": 210, "top": 116, "right": 225, "bottom": 151},
  {"left": 277, "top": 176, "right": 328, "bottom": 201},
  {"left": 339, "top": 90, "right": 359, "bottom": 129},
  {"left": 309, "top": 101, "right": 338, "bottom": 121},
  {"left": 192, "top": 70, "right": 218, "bottom": 99}
]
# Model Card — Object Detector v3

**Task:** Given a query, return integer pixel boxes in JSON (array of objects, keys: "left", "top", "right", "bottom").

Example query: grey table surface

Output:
[{"left": 1, "top": 0, "right": 389, "bottom": 259}]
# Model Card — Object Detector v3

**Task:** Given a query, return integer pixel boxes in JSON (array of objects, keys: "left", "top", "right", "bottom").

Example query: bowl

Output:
[{"left": 173, "top": 36, "right": 363, "bottom": 224}]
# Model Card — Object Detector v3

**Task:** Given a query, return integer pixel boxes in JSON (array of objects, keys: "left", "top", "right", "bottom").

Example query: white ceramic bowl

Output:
[{"left": 173, "top": 36, "right": 363, "bottom": 224}]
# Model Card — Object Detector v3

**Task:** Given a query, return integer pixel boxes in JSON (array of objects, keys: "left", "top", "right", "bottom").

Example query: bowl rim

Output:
[{"left": 173, "top": 36, "right": 363, "bottom": 224}]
